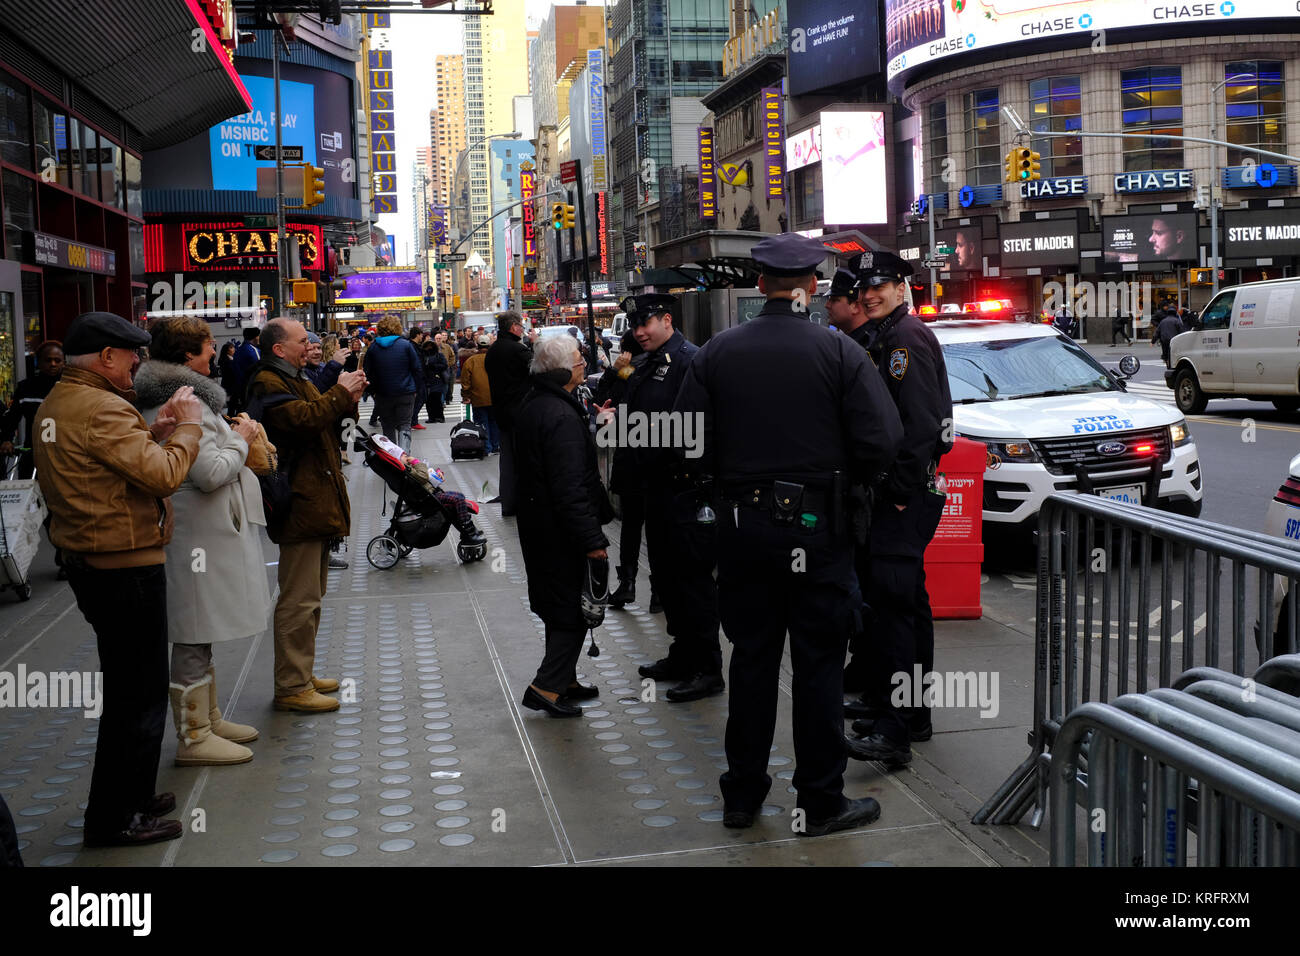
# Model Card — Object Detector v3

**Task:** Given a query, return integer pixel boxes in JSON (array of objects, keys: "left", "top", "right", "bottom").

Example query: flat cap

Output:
[
  {"left": 855, "top": 249, "right": 914, "bottom": 288},
  {"left": 64, "top": 311, "right": 151, "bottom": 355},
  {"left": 828, "top": 267, "right": 859, "bottom": 299},
  {"left": 751, "top": 232, "right": 828, "bottom": 278}
]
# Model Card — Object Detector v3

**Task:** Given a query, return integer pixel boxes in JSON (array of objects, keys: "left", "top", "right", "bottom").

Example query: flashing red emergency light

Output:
[
  {"left": 1134, "top": 443, "right": 1155, "bottom": 454},
  {"left": 919, "top": 305, "right": 938, "bottom": 315}
]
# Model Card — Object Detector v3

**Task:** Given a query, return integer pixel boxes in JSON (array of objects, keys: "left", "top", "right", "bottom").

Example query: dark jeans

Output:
[
  {"left": 411, "top": 384, "right": 427, "bottom": 425},
  {"left": 425, "top": 387, "right": 445, "bottom": 423},
  {"left": 471, "top": 405, "right": 500, "bottom": 453},
  {"left": 66, "top": 562, "right": 170, "bottom": 838},
  {"left": 374, "top": 392, "right": 416, "bottom": 452},
  {"left": 498, "top": 425, "right": 518, "bottom": 514},
  {"left": 531, "top": 624, "right": 586, "bottom": 695},
  {"left": 617, "top": 489, "right": 647, "bottom": 575}
]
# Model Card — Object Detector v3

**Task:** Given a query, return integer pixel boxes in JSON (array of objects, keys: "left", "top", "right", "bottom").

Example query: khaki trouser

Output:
[{"left": 274, "top": 539, "right": 330, "bottom": 697}]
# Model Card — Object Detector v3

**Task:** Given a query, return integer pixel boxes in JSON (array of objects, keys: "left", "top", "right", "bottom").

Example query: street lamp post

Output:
[{"left": 1210, "top": 73, "right": 1254, "bottom": 296}]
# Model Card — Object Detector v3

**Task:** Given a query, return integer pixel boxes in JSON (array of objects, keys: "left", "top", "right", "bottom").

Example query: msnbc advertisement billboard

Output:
[
  {"left": 145, "top": 60, "right": 356, "bottom": 203},
  {"left": 886, "top": 0, "right": 1300, "bottom": 88},
  {"left": 337, "top": 270, "right": 423, "bottom": 304}
]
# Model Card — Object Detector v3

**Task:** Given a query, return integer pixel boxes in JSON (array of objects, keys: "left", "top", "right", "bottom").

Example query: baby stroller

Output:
[{"left": 358, "top": 427, "right": 488, "bottom": 568}]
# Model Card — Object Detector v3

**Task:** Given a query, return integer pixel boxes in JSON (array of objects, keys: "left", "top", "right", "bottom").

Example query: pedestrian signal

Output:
[{"left": 562, "top": 204, "right": 575, "bottom": 230}]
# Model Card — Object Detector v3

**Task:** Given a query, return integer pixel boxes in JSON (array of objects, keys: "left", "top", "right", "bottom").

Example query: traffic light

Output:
[
  {"left": 1004, "top": 149, "right": 1018, "bottom": 183},
  {"left": 935, "top": 282, "right": 944, "bottom": 297},
  {"left": 552, "top": 203, "right": 565, "bottom": 230},
  {"left": 1016, "top": 148, "right": 1041, "bottom": 181},
  {"left": 303, "top": 165, "right": 326, "bottom": 208},
  {"left": 562, "top": 204, "right": 575, "bottom": 229}
]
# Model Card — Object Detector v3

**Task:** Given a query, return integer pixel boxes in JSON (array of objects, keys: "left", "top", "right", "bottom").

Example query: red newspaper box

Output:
[{"left": 923, "top": 436, "right": 985, "bottom": 619}]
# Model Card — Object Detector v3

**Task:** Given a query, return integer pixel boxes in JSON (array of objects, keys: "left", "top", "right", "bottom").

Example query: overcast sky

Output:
[{"left": 376, "top": 1, "right": 577, "bottom": 259}]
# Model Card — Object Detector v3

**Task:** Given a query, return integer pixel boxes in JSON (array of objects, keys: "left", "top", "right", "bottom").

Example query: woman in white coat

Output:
[{"left": 135, "top": 316, "right": 272, "bottom": 766}]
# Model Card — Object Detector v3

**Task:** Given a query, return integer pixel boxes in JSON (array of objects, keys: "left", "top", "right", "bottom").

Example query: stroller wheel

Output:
[
  {"left": 366, "top": 534, "right": 403, "bottom": 570},
  {"left": 457, "top": 540, "right": 488, "bottom": 564},
  {"left": 396, "top": 541, "right": 413, "bottom": 557}
]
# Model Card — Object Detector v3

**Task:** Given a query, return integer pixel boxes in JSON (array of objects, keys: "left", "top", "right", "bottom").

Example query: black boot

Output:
[
  {"left": 460, "top": 523, "right": 486, "bottom": 546},
  {"left": 609, "top": 568, "right": 636, "bottom": 608}
]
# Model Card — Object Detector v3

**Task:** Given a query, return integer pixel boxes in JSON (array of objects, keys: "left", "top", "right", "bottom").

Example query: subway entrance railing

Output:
[{"left": 975, "top": 492, "right": 1300, "bottom": 828}]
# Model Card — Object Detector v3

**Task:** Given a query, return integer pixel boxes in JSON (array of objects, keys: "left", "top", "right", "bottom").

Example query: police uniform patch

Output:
[{"left": 889, "top": 347, "right": 908, "bottom": 380}]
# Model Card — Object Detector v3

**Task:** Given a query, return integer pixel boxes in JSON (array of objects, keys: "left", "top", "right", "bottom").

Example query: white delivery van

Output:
[{"left": 1166, "top": 278, "right": 1300, "bottom": 414}]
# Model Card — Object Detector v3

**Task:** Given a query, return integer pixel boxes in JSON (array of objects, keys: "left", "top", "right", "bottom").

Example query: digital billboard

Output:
[
  {"left": 886, "top": 0, "right": 1300, "bottom": 87},
  {"left": 820, "top": 111, "right": 887, "bottom": 227},
  {"left": 338, "top": 270, "right": 423, "bottom": 304},
  {"left": 144, "top": 60, "right": 356, "bottom": 202},
  {"left": 936, "top": 223, "right": 982, "bottom": 272},
  {"left": 788, "top": 0, "right": 882, "bottom": 96},
  {"left": 998, "top": 218, "right": 1080, "bottom": 269},
  {"left": 1224, "top": 208, "right": 1300, "bottom": 259},
  {"left": 1102, "top": 212, "right": 1197, "bottom": 263}
]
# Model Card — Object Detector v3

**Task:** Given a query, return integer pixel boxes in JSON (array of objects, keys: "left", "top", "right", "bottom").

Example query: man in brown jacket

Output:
[
  {"left": 246, "top": 318, "right": 366, "bottom": 712},
  {"left": 34, "top": 311, "right": 206, "bottom": 848},
  {"left": 458, "top": 337, "right": 499, "bottom": 453}
]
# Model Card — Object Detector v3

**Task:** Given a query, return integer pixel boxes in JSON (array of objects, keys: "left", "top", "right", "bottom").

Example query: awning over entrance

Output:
[
  {"left": 650, "top": 229, "right": 879, "bottom": 289},
  {"left": 0, "top": 0, "right": 251, "bottom": 149}
]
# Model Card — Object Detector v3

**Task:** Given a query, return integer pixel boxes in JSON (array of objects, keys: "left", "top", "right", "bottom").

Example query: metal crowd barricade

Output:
[
  {"left": 1050, "top": 696, "right": 1300, "bottom": 866},
  {"left": 975, "top": 492, "right": 1300, "bottom": 827}
]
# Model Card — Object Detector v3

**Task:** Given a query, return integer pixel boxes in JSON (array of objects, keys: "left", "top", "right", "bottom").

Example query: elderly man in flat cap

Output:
[{"left": 34, "top": 311, "right": 207, "bottom": 848}]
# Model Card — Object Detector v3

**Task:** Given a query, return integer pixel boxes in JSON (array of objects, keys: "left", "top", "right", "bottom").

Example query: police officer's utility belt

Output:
[{"left": 723, "top": 480, "right": 838, "bottom": 528}]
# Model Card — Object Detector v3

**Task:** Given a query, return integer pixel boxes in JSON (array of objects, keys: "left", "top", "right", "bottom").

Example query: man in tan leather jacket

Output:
[{"left": 34, "top": 311, "right": 205, "bottom": 848}]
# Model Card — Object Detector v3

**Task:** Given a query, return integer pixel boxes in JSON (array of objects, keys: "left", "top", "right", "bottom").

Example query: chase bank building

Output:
[{"left": 888, "top": 0, "right": 1300, "bottom": 334}]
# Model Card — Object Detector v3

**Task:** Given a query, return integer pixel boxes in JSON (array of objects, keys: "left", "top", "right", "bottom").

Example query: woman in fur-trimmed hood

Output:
[{"left": 134, "top": 316, "right": 272, "bottom": 769}]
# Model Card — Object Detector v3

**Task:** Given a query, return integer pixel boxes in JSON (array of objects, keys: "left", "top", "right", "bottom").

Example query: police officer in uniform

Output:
[
  {"left": 613, "top": 293, "right": 724, "bottom": 702},
  {"left": 823, "top": 266, "right": 874, "bottom": 695},
  {"left": 845, "top": 251, "right": 952, "bottom": 768},
  {"left": 674, "top": 233, "right": 903, "bottom": 836}
]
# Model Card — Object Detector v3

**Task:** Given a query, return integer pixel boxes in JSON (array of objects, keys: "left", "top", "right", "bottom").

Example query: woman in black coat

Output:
[
  {"left": 421, "top": 337, "right": 449, "bottom": 423},
  {"left": 514, "top": 334, "right": 613, "bottom": 717}
]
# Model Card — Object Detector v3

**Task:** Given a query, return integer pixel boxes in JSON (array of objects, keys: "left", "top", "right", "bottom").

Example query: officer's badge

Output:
[
  {"left": 862, "top": 252, "right": 874, "bottom": 269},
  {"left": 889, "top": 348, "right": 909, "bottom": 380}
]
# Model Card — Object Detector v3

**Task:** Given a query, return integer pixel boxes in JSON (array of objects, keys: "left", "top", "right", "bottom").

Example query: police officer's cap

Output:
[
  {"left": 751, "top": 232, "right": 828, "bottom": 278},
  {"left": 855, "top": 249, "right": 914, "bottom": 288},
  {"left": 64, "top": 311, "right": 151, "bottom": 355},
  {"left": 828, "top": 268, "right": 859, "bottom": 300},
  {"left": 621, "top": 292, "right": 678, "bottom": 327}
]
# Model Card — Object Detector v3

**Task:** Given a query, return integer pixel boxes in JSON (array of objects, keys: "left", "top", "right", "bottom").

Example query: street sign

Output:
[
  {"left": 921, "top": 258, "right": 947, "bottom": 269},
  {"left": 254, "top": 145, "right": 303, "bottom": 162},
  {"left": 560, "top": 161, "right": 577, "bottom": 184},
  {"left": 935, "top": 244, "right": 954, "bottom": 254},
  {"left": 443, "top": 252, "right": 467, "bottom": 262},
  {"left": 431, "top": 262, "right": 448, "bottom": 270}
]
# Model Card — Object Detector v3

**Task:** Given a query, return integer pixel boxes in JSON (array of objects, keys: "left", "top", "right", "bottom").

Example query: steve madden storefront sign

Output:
[
  {"left": 1114, "top": 169, "right": 1194, "bottom": 193},
  {"left": 1224, "top": 208, "right": 1300, "bottom": 259},
  {"left": 1021, "top": 176, "right": 1086, "bottom": 200}
]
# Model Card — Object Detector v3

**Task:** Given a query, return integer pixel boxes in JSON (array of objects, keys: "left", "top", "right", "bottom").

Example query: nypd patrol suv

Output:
[{"left": 934, "top": 319, "right": 1202, "bottom": 531}]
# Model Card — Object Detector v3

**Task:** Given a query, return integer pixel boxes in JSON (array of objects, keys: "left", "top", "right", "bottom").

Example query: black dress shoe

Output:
[
  {"left": 562, "top": 682, "right": 600, "bottom": 701},
  {"left": 521, "top": 685, "right": 582, "bottom": 717},
  {"left": 845, "top": 733, "right": 912, "bottom": 767},
  {"left": 800, "top": 797, "right": 881, "bottom": 837},
  {"left": 851, "top": 717, "right": 933, "bottom": 742},
  {"left": 637, "top": 657, "right": 690, "bottom": 681},
  {"left": 666, "top": 673, "right": 725, "bottom": 703},
  {"left": 648, "top": 591, "right": 663, "bottom": 613},
  {"left": 723, "top": 805, "right": 756, "bottom": 829},
  {"left": 843, "top": 697, "right": 883, "bottom": 721},
  {"left": 145, "top": 792, "right": 176, "bottom": 816},
  {"left": 83, "top": 813, "right": 183, "bottom": 848}
]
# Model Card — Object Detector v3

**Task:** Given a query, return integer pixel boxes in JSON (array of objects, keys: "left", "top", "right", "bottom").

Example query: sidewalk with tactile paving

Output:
[{"left": 0, "top": 402, "right": 1053, "bottom": 867}]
